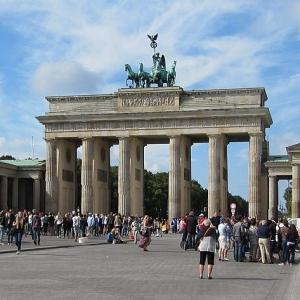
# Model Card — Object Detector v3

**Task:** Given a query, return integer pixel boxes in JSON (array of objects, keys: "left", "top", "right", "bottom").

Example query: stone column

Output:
[
  {"left": 292, "top": 164, "right": 300, "bottom": 218},
  {"left": 81, "top": 138, "right": 94, "bottom": 214},
  {"left": 45, "top": 139, "right": 58, "bottom": 213},
  {"left": 208, "top": 134, "right": 221, "bottom": 217},
  {"left": 118, "top": 137, "right": 130, "bottom": 215},
  {"left": 0, "top": 176, "right": 8, "bottom": 210},
  {"left": 268, "top": 176, "right": 278, "bottom": 220},
  {"left": 180, "top": 136, "right": 191, "bottom": 216},
  {"left": 169, "top": 136, "right": 181, "bottom": 219},
  {"left": 130, "top": 138, "right": 144, "bottom": 217},
  {"left": 93, "top": 139, "right": 111, "bottom": 214},
  {"left": 12, "top": 177, "right": 18, "bottom": 211},
  {"left": 260, "top": 140, "right": 269, "bottom": 220},
  {"left": 220, "top": 136, "right": 228, "bottom": 217},
  {"left": 33, "top": 179, "right": 41, "bottom": 211},
  {"left": 248, "top": 133, "right": 262, "bottom": 219}
]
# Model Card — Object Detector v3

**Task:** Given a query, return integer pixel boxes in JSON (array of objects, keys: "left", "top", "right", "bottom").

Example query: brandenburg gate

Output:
[
  {"left": 37, "top": 86, "right": 272, "bottom": 219},
  {"left": 37, "top": 35, "right": 273, "bottom": 219}
]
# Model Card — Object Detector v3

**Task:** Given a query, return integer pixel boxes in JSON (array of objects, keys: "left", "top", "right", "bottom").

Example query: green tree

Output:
[
  {"left": 0, "top": 155, "right": 15, "bottom": 160},
  {"left": 75, "top": 161, "right": 247, "bottom": 217}
]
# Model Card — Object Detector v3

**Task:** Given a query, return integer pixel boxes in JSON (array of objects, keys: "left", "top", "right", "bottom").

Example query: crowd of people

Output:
[
  {"left": 0, "top": 209, "right": 171, "bottom": 254},
  {"left": 177, "top": 211, "right": 300, "bottom": 279},
  {"left": 1, "top": 208, "right": 299, "bottom": 280}
]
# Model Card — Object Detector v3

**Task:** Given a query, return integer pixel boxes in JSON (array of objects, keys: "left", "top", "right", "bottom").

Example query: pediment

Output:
[{"left": 286, "top": 143, "right": 300, "bottom": 152}]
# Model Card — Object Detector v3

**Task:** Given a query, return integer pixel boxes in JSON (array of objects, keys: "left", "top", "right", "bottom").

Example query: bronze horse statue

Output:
[
  {"left": 138, "top": 63, "right": 152, "bottom": 88},
  {"left": 125, "top": 64, "right": 139, "bottom": 88}
]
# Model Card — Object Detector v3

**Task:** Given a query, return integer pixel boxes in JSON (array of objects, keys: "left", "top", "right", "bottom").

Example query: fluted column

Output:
[
  {"left": 81, "top": 138, "right": 94, "bottom": 214},
  {"left": 0, "top": 176, "right": 8, "bottom": 210},
  {"left": 168, "top": 136, "right": 181, "bottom": 219},
  {"left": 12, "top": 177, "right": 18, "bottom": 211},
  {"left": 292, "top": 164, "right": 300, "bottom": 218},
  {"left": 220, "top": 136, "right": 228, "bottom": 217},
  {"left": 33, "top": 179, "right": 41, "bottom": 211},
  {"left": 208, "top": 134, "right": 221, "bottom": 217},
  {"left": 45, "top": 139, "right": 58, "bottom": 213},
  {"left": 118, "top": 137, "right": 130, "bottom": 215},
  {"left": 268, "top": 176, "right": 278, "bottom": 220},
  {"left": 248, "top": 133, "right": 262, "bottom": 218}
]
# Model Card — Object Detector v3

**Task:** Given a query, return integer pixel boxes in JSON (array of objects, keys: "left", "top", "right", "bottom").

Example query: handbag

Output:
[{"left": 141, "top": 226, "right": 149, "bottom": 237}]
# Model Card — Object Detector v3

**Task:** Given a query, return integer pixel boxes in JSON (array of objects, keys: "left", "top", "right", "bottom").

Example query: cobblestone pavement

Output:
[{"left": 0, "top": 234, "right": 299, "bottom": 300}]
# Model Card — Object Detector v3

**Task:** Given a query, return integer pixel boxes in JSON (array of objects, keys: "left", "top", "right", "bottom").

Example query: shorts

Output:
[
  {"left": 218, "top": 236, "right": 228, "bottom": 250},
  {"left": 199, "top": 251, "right": 214, "bottom": 265}
]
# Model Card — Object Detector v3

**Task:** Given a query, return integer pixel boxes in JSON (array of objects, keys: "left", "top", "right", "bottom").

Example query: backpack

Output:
[{"left": 33, "top": 216, "right": 41, "bottom": 229}]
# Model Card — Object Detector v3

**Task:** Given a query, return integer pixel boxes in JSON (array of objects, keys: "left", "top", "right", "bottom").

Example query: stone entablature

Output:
[
  {"left": 38, "top": 87, "right": 272, "bottom": 141},
  {"left": 44, "top": 87, "right": 269, "bottom": 114}
]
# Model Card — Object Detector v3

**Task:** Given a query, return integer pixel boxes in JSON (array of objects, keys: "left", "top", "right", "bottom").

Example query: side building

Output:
[{"left": 0, "top": 160, "right": 45, "bottom": 212}]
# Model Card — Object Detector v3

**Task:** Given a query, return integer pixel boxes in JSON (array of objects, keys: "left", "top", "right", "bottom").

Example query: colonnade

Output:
[
  {"left": 45, "top": 132, "right": 267, "bottom": 219},
  {"left": 0, "top": 176, "right": 42, "bottom": 211}
]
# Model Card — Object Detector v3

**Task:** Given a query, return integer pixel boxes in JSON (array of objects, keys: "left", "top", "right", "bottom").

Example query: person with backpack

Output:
[{"left": 32, "top": 210, "right": 41, "bottom": 245}]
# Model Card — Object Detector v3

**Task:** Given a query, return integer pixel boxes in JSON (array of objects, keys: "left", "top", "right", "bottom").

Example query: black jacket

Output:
[{"left": 186, "top": 215, "right": 197, "bottom": 234}]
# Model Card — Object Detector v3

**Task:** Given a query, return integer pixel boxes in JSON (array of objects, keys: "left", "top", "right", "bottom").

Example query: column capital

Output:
[
  {"left": 249, "top": 132, "right": 263, "bottom": 138},
  {"left": 168, "top": 135, "right": 181, "bottom": 139},
  {"left": 207, "top": 133, "right": 222, "bottom": 137},
  {"left": 82, "top": 137, "right": 95, "bottom": 141},
  {"left": 44, "top": 137, "right": 57, "bottom": 143}
]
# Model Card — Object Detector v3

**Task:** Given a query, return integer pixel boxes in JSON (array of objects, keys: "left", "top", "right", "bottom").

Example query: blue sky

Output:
[{"left": 0, "top": 0, "right": 300, "bottom": 204}]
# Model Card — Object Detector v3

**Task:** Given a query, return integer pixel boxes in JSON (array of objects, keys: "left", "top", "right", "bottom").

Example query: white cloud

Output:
[
  {"left": 30, "top": 61, "right": 101, "bottom": 96},
  {"left": 269, "top": 132, "right": 300, "bottom": 155},
  {"left": 144, "top": 144, "right": 169, "bottom": 173}
]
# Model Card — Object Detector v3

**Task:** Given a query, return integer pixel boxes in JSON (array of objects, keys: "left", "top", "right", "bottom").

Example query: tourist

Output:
[
  {"left": 240, "top": 218, "right": 249, "bottom": 261},
  {"left": 72, "top": 212, "right": 81, "bottom": 242},
  {"left": 5, "top": 210, "right": 15, "bottom": 246},
  {"left": 114, "top": 214, "right": 122, "bottom": 232},
  {"left": 32, "top": 211, "right": 41, "bottom": 246},
  {"left": 28, "top": 210, "right": 33, "bottom": 237},
  {"left": 198, "top": 219, "right": 217, "bottom": 279},
  {"left": 55, "top": 212, "right": 63, "bottom": 238},
  {"left": 62, "top": 213, "right": 71, "bottom": 238},
  {"left": 131, "top": 217, "right": 141, "bottom": 244},
  {"left": 218, "top": 217, "right": 228, "bottom": 261},
  {"left": 87, "top": 213, "right": 94, "bottom": 237},
  {"left": 43, "top": 213, "right": 49, "bottom": 235},
  {"left": 0, "top": 210, "right": 5, "bottom": 245},
  {"left": 179, "top": 215, "right": 188, "bottom": 248},
  {"left": 121, "top": 215, "right": 129, "bottom": 236},
  {"left": 257, "top": 220, "right": 271, "bottom": 264},
  {"left": 13, "top": 211, "right": 25, "bottom": 254},
  {"left": 153, "top": 217, "right": 161, "bottom": 237},
  {"left": 48, "top": 212, "right": 55, "bottom": 236},
  {"left": 248, "top": 218, "right": 259, "bottom": 262},
  {"left": 80, "top": 214, "right": 88, "bottom": 237},
  {"left": 268, "top": 220, "right": 277, "bottom": 262},
  {"left": 139, "top": 215, "right": 152, "bottom": 251},
  {"left": 286, "top": 223, "right": 299, "bottom": 265},
  {"left": 186, "top": 211, "right": 197, "bottom": 249},
  {"left": 278, "top": 219, "right": 289, "bottom": 265},
  {"left": 233, "top": 216, "right": 243, "bottom": 262}
]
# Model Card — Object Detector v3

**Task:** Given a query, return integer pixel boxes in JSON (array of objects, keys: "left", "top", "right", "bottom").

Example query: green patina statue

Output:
[{"left": 125, "top": 34, "right": 176, "bottom": 88}]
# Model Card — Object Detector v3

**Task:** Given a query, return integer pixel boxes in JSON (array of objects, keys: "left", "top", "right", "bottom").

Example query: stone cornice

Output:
[
  {"left": 46, "top": 94, "right": 116, "bottom": 103},
  {"left": 184, "top": 87, "right": 267, "bottom": 100},
  {"left": 37, "top": 107, "right": 272, "bottom": 127}
]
